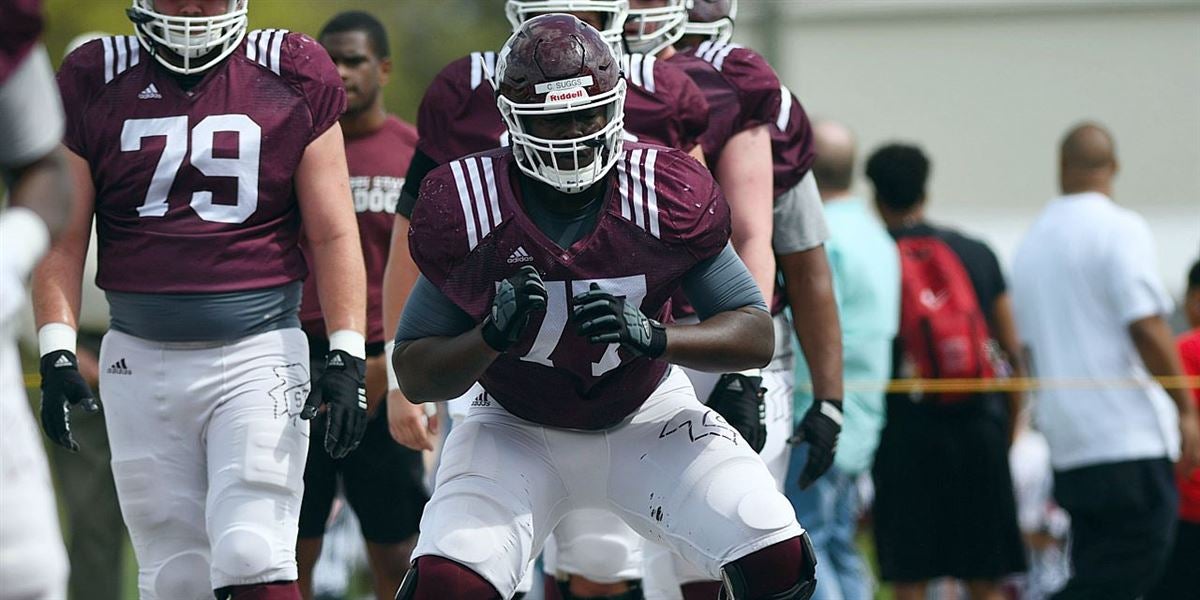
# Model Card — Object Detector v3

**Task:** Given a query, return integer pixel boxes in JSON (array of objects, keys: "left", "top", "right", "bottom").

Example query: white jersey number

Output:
[
  {"left": 520, "top": 275, "right": 648, "bottom": 377},
  {"left": 121, "top": 114, "right": 262, "bottom": 224}
]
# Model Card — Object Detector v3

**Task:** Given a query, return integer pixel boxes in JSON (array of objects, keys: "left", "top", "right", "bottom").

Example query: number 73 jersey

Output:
[
  {"left": 56, "top": 32, "right": 346, "bottom": 294},
  {"left": 410, "top": 144, "right": 731, "bottom": 430}
]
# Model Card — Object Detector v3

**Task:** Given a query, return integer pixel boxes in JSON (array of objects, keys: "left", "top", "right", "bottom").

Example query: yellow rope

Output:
[
  {"left": 25, "top": 373, "right": 1200, "bottom": 393},
  {"left": 798, "top": 375, "right": 1200, "bottom": 394}
]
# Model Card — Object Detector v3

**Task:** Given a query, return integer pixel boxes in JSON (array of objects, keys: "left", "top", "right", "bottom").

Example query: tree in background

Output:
[{"left": 42, "top": 0, "right": 512, "bottom": 122}]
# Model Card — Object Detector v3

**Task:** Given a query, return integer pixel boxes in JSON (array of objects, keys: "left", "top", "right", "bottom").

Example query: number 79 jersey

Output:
[
  {"left": 56, "top": 32, "right": 346, "bottom": 294},
  {"left": 410, "top": 144, "right": 730, "bottom": 430}
]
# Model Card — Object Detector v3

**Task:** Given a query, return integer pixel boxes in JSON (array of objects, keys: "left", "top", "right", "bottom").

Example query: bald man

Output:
[
  {"left": 785, "top": 120, "right": 900, "bottom": 600},
  {"left": 1012, "top": 122, "right": 1200, "bottom": 599}
]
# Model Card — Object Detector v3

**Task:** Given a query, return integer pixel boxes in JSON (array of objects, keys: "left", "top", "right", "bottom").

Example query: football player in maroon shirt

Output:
[
  {"left": 33, "top": 1, "right": 368, "bottom": 599},
  {"left": 294, "top": 12, "right": 431, "bottom": 600},
  {"left": 391, "top": 15, "right": 816, "bottom": 600}
]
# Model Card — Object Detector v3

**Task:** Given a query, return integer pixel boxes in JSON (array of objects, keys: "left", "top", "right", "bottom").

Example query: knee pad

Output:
[
  {"left": 152, "top": 550, "right": 212, "bottom": 600},
  {"left": 211, "top": 526, "right": 274, "bottom": 582},
  {"left": 719, "top": 534, "right": 816, "bottom": 600}
]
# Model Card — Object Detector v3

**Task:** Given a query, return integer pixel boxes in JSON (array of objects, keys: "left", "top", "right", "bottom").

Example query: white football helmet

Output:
[
  {"left": 625, "top": 0, "right": 688, "bottom": 56},
  {"left": 682, "top": 0, "right": 738, "bottom": 45},
  {"left": 496, "top": 14, "right": 628, "bottom": 194},
  {"left": 504, "top": 0, "right": 630, "bottom": 59},
  {"left": 127, "top": 0, "right": 249, "bottom": 74}
]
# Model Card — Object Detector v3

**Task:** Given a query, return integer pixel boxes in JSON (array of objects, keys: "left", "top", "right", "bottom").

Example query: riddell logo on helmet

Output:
[{"left": 546, "top": 87, "right": 589, "bottom": 103}]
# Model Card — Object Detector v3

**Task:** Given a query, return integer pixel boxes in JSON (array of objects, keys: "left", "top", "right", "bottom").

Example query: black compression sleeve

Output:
[{"left": 398, "top": 148, "right": 440, "bottom": 219}]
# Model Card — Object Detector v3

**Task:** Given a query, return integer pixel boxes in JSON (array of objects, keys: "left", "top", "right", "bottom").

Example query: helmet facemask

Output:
[
  {"left": 127, "top": 0, "right": 249, "bottom": 74},
  {"left": 682, "top": 0, "right": 738, "bottom": 45},
  {"left": 499, "top": 77, "right": 628, "bottom": 194},
  {"left": 624, "top": 0, "right": 688, "bottom": 56},
  {"left": 504, "top": 0, "right": 630, "bottom": 59}
]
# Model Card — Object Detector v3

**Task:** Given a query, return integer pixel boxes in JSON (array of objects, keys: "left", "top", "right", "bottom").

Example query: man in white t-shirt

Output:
[{"left": 1011, "top": 122, "right": 1200, "bottom": 600}]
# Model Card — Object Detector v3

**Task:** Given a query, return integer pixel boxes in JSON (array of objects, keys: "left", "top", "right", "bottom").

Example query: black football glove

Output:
[
  {"left": 481, "top": 265, "right": 548, "bottom": 352},
  {"left": 707, "top": 372, "right": 767, "bottom": 453},
  {"left": 570, "top": 283, "right": 667, "bottom": 358},
  {"left": 302, "top": 350, "right": 367, "bottom": 459},
  {"left": 39, "top": 350, "right": 99, "bottom": 452},
  {"left": 789, "top": 398, "right": 843, "bottom": 489}
]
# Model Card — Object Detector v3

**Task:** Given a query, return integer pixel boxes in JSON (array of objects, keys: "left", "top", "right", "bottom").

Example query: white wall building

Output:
[{"left": 738, "top": 0, "right": 1200, "bottom": 299}]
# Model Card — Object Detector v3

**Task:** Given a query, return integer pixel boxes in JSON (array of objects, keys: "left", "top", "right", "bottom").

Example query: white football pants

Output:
[
  {"left": 413, "top": 366, "right": 803, "bottom": 599},
  {"left": 0, "top": 340, "right": 69, "bottom": 600},
  {"left": 100, "top": 328, "right": 311, "bottom": 599},
  {"left": 643, "top": 313, "right": 798, "bottom": 598}
]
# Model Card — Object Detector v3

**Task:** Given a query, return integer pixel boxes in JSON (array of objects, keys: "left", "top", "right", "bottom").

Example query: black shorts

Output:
[
  {"left": 871, "top": 394, "right": 1027, "bottom": 582},
  {"left": 299, "top": 352, "right": 429, "bottom": 544}
]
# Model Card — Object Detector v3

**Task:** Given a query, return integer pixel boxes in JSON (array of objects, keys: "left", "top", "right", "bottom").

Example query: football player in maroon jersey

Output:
[
  {"left": 625, "top": 2, "right": 845, "bottom": 597},
  {"left": 391, "top": 15, "right": 816, "bottom": 600},
  {"left": 32, "top": 1, "right": 368, "bottom": 599},
  {"left": 294, "top": 12, "right": 430, "bottom": 600},
  {"left": 625, "top": 2, "right": 783, "bottom": 492},
  {"left": 680, "top": 0, "right": 843, "bottom": 508},
  {"left": 381, "top": 3, "right": 710, "bottom": 421},
  {"left": 0, "top": 1, "right": 73, "bottom": 597},
  {"left": 380, "top": 4, "right": 713, "bottom": 598}
]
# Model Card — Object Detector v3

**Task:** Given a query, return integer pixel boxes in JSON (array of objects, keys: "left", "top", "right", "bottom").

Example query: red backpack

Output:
[{"left": 897, "top": 236, "right": 995, "bottom": 404}]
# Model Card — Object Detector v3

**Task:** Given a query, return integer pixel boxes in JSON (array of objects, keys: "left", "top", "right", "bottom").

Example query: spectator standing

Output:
[
  {"left": 297, "top": 12, "right": 430, "bottom": 600},
  {"left": 1149, "top": 258, "right": 1200, "bottom": 600},
  {"left": 1011, "top": 123, "right": 1200, "bottom": 600},
  {"left": 867, "top": 143, "right": 1026, "bottom": 600},
  {"left": 785, "top": 120, "right": 900, "bottom": 600}
]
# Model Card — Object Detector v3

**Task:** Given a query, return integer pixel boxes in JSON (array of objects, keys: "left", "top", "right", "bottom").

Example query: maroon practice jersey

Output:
[
  {"left": 622, "top": 52, "right": 710, "bottom": 151},
  {"left": 666, "top": 50, "right": 754, "bottom": 170},
  {"left": 415, "top": 51, "right": 505, "bottom": 165},
  {"left": 0, "top": 0, "right": 42, "bottom": 84},
  {"left": 57, "top": 31, "right": 345, "bottom": 293},
  {"left": 301, "top": 115, "right": 417, "bottom": 344},
  {"left": 685, "top": 41, "right": 816, "bottom": 199},
  {"left": 416, "top": 50, "right": 709, "bottom": 167},
  {"left": 409, "top": 144, "right": 730, "bottom": 429}
]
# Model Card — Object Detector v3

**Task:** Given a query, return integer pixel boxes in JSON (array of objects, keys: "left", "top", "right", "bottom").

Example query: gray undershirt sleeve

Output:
[
  {"left": 394, "top": 275, "right": 478, "bottom": 343},
  {"left": 772, "top": 171, "right": 830, "bottom": 255},
  {"left": 680, "top": 243, "right": 769, "bottom": 320}
]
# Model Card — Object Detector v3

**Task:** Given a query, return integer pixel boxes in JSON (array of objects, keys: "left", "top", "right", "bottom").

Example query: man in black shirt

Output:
[{"left": 866, "top": 143, "right": 1026, "bottom": 600}]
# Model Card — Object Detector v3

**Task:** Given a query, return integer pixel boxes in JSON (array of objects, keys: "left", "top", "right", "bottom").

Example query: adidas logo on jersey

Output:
[
  {"left": 107, "top": 358, "right": 132, "bottom": 375},
  {"left": 137, "top": 83, "right": 161, "bottom": 100},
  {"left": 507, "top": 246, "right": 534, "bottom": 264}
]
